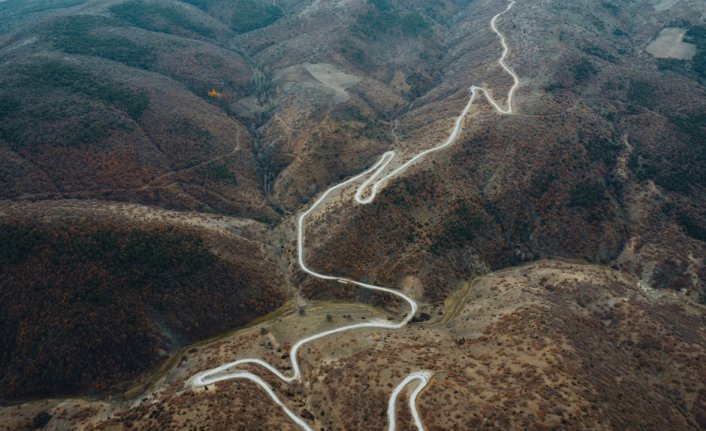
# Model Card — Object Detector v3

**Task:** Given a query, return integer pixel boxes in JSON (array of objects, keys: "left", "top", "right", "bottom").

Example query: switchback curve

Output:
[{"left": 187, "top": 2, "right": 520, "bottom": 430}]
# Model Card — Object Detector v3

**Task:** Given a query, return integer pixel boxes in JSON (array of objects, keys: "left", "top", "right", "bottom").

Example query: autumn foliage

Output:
[{"left": 0, "top": 220, "right": 284, "bottom": 400}]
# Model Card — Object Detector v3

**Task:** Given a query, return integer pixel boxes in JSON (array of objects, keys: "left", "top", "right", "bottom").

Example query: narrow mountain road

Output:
[{"left": 187, "top": 2, "right": 521, "bottom": 430}]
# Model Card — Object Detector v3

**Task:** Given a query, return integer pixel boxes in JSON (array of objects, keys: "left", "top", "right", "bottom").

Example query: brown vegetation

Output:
[{"left": 0, "top": 218, "right": 285, "bottom": 400}]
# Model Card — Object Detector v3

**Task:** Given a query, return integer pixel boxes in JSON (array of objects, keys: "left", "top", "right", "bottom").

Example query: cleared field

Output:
[{"left": 646, "top": 27, "right": 697, "bottom": 59}]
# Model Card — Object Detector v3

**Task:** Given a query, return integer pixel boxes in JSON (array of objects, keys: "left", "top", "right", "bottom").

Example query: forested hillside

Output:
[{"left": 0, "top": 219, "right": 284, "bottom": 399}]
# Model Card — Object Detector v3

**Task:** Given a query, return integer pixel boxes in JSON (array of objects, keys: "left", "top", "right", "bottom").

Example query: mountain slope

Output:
[{"left": 0, "top": 0, "right": 704, "bottom": 411}]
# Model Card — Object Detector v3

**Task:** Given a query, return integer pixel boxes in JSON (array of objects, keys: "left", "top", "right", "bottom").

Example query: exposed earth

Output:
[
  {"left": 0, "top": 0, "right": 705, "bottom": 429},
  {"left": 2, "top": 261, "right": 705, "bottom": 430},
  {"left": 646, "top": 27, "right": 697, "bottom": 60}
]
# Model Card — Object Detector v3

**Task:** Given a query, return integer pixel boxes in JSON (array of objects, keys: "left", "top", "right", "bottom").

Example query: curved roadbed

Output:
[{"left": 186, "top": 2, "right": 521, "bottom": 430}]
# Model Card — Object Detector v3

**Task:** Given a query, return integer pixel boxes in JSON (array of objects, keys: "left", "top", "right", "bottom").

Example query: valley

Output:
[
  {"left": 0, "top": 0, "right": 705, "bottom": 429},
  {"left": 183, "top": 4, "right": 520, "bottom": 429}
]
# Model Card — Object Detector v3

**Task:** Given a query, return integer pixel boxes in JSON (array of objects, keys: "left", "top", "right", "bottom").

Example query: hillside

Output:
[
  {"left": 2, "top": 261, "right": 703, "bottom": 430},
  {"left": 0, "top": 0, "right": 704, "bottom": 428},
  {"left": 0, "top": 202, "right": 285, "bottom": 400},
  {"left": 304, "top": 0, "right": 706, "bottom": 307}
]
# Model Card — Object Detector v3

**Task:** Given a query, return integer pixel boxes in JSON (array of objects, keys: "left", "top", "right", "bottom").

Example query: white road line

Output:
[
  {"left": 387, "top": 372, "right": 432, "bottom": 431},
  {"left": 355, "top": 1, "right": 518, "bottom": 204},
  {"left": 186, "top": 2, "right": 519, "bottom": 429}
]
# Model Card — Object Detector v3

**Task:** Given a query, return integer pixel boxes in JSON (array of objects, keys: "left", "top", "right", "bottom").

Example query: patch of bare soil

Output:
[
  {"left": 646, "top": 27, "right": 697, "bottom": 60},
  {"left": 5, "top": 261, "right": 703, "bottom": 430}
]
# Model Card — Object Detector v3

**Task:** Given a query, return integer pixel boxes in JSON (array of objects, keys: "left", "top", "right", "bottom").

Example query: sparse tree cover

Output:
[
  {"left": 601, "top": 1, "right": 620, "bottom": 16},
  {"left": 430, "top": 202, "right": 486, "bottom": 255},
  {"left": 19, "top": 60, "right": 149, "bottom": 121},
  {"left": 0, "top": 0, "right": 88, "bottom": 33},
  {"left": 405, "top": 71, "right": 437, "bottom": 99},
  {"left": 677, "top": 212, "right": 706, "bottom": 242},
  {"left": 355, "top": 0, "right": 432, "bottom": 39},
  {"left": 307, "top": 113, "right": 633, "bottom": 304},
  {"left": 0, "top": 59, "right": 147, "bottom": 150},
  {"left": 0, "top": 19, "right": 270, "bottom": 217},
  {"left": 110, "top": 1, "right": 215, "bottom": 38},
  {"left": 166, "top": 119, "right": 215, "bottom": 156},
  {"left": 685, "top": 26, "right": 706, "bottom": 79},
  {"left": 568, "top": 181, "right": 606, "bottom": 208},
  {"left": 47, "top": 15, "right": 157, "bottom": 69},
  {"left": 573, "top": 58, "right": 598, "bottom": 84},
  {"left": 628, "top": 112, "right": 706, "bottom": 194},
  {"left": 249, "top": 66, "right": 274, "bottom": 104},
  {"left": 0, "top": 1, "right": 704, "bottom": 428},
  {"left": 627, "top": 79, "right": 657, "bottom": 109},
  {"left": 230, "top": 0, "right": 283, "bottom": 34},
  {"left": 583, "top": 136, "right": 621, "bottom": 166},
  {"left": 32, "top": 411, "right": 52, "bottom": 429},
  {"left": 198, "top": 163, "right": 238, "bottom": 184},
  {"left": 545, "top": 57, "right": 598, "bottom": 90},
  {"left": 582, "top": 45, "right": 617, "bottom": 62},
  {"left": 651, "top": 259, "right": 691, "bottom": 291}
]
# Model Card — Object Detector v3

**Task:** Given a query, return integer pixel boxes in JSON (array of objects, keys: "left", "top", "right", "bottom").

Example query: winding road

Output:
[{"left": 187, "top": 2, "right": 520, "bottom": 429}]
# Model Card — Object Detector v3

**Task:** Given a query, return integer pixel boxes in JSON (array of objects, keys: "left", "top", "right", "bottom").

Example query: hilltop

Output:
[{"left": 0, "top": 1, "right": 704, "bottom": 428}]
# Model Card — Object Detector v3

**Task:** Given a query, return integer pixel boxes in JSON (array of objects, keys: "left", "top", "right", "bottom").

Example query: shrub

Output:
[
  {"left": 584, "top": 137, "right": 621, "bottom": 165},
  {"left": 0, "top": 224, "right": 49, "bottom": 266},
  {"left": 684, "top": 26, "right": 706, "bottom": 77},
  {"left": 32, "top": 412, "right": 53, "bottom": 429},
  {"left": 569, "top": 181, "right": 606, "bottom": 208},
  {"left": 199, "top": 164, "right": 237, "bottom": 184},
  {"left": 657, "top": 58, "right": 690, "bottom": 73},
  {"left": 18, "top": 60, "right": 149, "bottom": 119},
  {"left": 573, "top": 58, "right": 597, "bottom": 84},
  {"left": 0, "top": 94, "right": 19, "bottom": 120},
  {"left": 47, "top": 15, "right": 156, "bottom": 69},
  {"left": 651, "top": 259, "right": 691, "bottom": 290},
  {"left": 356, "top": 1, "right": 431, "bottom": 39},
  {"left": 0, "top": 59, "right": 149, "bottom": 149},
  {"left": 677, "top": 213, "right": 706, "bottom": 242},
  {"left": 231, "top": 0, "right": 283, "bottom": 33},
  {"left": 406, "top": 71, "right": 435, "bottom": 99},
  {"left": 0, "top": 220, "right": 284, "bottom": 399},
  {"left": 583, "top": 45, "right": 616, "bottom": 62},
  {"left": 110, "top": 1, "right": 214, "bottom": 37},
  {"left": 627, "top": 79, "right": 656, "bottom": 108},
  {"left": 431, "top": 203, "right": 485, "bottom": 255}
]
